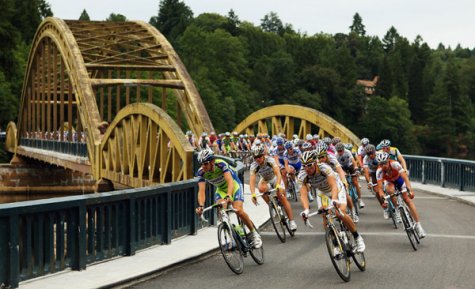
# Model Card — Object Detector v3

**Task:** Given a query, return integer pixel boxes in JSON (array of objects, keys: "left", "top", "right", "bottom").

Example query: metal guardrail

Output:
[
  {"left": 406, "top": 155, "right": 475, "bottom": 191},
  {"left": 0, "top": 155, "right": 244, "bottom": 288},
  {"left": 20, "top": 138, "right": 88, "bottom": 158}
]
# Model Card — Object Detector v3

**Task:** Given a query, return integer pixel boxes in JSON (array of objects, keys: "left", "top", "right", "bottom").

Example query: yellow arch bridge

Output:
[{"left": 5, "top": 17, "right": 360, "bottom": 189}]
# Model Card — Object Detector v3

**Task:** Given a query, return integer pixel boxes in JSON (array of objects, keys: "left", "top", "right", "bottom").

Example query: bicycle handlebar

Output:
[{"left": 200, "top": 202, "right": 237, "bottom": 223}]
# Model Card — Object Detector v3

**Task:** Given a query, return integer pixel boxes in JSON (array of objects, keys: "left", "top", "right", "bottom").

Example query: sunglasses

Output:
[
  {"left": 304, "top": 163, "right": 314, "bottom": 168},
  {"left": 254, "top": 155, "right": 264, "bottom": 160},
  {"left": 201, "top": 161, "right": 211, "bottom": 166}
]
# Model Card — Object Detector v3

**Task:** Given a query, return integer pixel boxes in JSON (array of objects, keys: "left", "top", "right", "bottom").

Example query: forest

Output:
[{"left": 0, "top": 0, "right": 474, "bottom": 159}]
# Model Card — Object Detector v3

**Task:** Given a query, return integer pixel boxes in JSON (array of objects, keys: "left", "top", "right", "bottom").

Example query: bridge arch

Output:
[
  {"left": 233, "top": 104, "right": 360, "bottom": 145},
  {"left": 100, "top": 103, "right": 194, "bottom": 187},
  {"left": 13, "top": 17, "right": 212, "bottom": 181}
]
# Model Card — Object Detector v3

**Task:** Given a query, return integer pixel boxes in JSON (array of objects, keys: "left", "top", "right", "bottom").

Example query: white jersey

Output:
[
  {"left": 336, "top": 149, "right": 354, "bottom": 168},
  {"left": 357, "top": 145, "right": 366, "bottom": 157},
  {"left": 250, "top": 156, "right": 278, "bottom": 182},
  {"left": 284, "top": 148, "right": 302, "bottom": 165},
  {"left": 363, "top": 155, "right": 379, "bottom": 173},
  {"left": 298, "top": 162, "right": 344, "bottom": 194},
  {"left": 324, "top": 154, "right": 341, "bottom": 172}
]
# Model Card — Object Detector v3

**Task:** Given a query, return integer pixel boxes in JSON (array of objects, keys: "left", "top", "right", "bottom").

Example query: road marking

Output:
[
  {"left": 360, "top": 195, "right": 445, "bottom": 199},
  {"left": 260, "top": 231, "right": 475, "bottom": 239}
]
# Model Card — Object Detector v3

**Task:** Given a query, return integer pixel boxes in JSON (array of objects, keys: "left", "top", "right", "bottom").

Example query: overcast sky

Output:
[{"left": 46, "top": 0, "right": 475, "bottom": 49}]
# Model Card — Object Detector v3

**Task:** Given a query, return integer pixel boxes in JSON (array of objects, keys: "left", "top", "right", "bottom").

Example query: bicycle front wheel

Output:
[
  {"left": 325, "top": 228, "right": 351, "bottom": 282},
  {"left": 399, "top": 207, "right": 418, "bottom": 251},
  {"left": 288, "top": 179, "right": 298, "bottom": 202},
  {"left": 269, "top": 201, "right": 286, "bottom": 242},
  {"left": 218, "top": 223, "right": 244, "bottom": 274},
  {"left": 281, "top": 203, "right": 295, "bottom": 237},
  {"left": 346, "top": 231, "right": 366, "bottom": 271},
  {"left": 388, "top": 204, "right": 398, "bottom": 229},
  {"left": 246, "top": 224, "right": 264, "bottom": 265}
]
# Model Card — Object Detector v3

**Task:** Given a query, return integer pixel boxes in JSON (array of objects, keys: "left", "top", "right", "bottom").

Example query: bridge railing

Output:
[
  {"left": 405, "top": 155, "right": 475, "bottom": 191},
  {"left": 20, "top": 138, "right": 88, "bottom": 158},
  {"left": 0, "top": 156, "right": 244, "bottom": 288}
]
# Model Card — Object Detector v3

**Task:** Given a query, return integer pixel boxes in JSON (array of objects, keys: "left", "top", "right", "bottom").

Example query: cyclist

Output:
[
  {"left": 375, "top": 152, "right": 426, "bottom": 238},
  {"left": 357, "top": 138, "right": 370, "bottom": 170},
  {"left": 322, "top": 137, "right": 335, "bottom": 155},
  {"left": 270, "top": 137, "right": 288, "bottom": 188},
  {"left": 299, "top": 150, "right": 365, "bottom": 252},
  {"left": 249, "top": 145, "right": 297, "bottom": 231},
  {"left": 284, "top": 141, "right": 302, "bottom": 196},
  {"left": 335, "top": 143, "right": 365, "bottom": 209},
  {"left": 195, "top": 149, "right": 263, "bottom": 248},
  {"left": 363, "top": 144, "right": 387, "bottom": 218},
  {"left": 377, "top": 139, "right": 408, "bottom": 172},
  {"left": 199, "top": 132, "right": 210, "bottom": 151},
  {"left": 222, "top": 132, "right": 233, "bottom": 156},
  {"left": 186, "top": 130, "right": 198, "bottom": 150},
  {"left": 315, "top": 142, "right": 359, "bottom": 223}
]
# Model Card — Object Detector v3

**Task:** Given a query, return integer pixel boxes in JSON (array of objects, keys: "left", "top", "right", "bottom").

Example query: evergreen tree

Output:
[
  {"left": 349, "top": 13, "right": 366, "bottom": 36},
  {"left": 79, "top": 9, "right": 90, "bottom": 20},
  {"left": 149, "top": 0, "right": 193, "bottom": 44}
]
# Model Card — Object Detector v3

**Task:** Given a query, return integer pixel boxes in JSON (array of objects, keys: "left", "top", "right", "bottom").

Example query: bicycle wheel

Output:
[
  {"left": 245, "top": 224, "right": 264, "bottom": 265},
  {"left": 325, "top": 228, "right": 351, "bottom": 282},
  {"left": 388, "top": 203, "right": 398, "bottom": 229},
  {"left": 269, "top": 200, "right": 286, "bottom": 242},
  {"left": 281, "top": 204, "right": 295, "bottom": 237},
  {"left": 399, "top": 207, "right": 418, "bottom": 251},
  {"left": 345, "top": 231, "right": 366, "bottom": 271},
  {"left": 288, "top": 179, "right": 298, "bottom": 202},
  {"left": 217, "top": 223, "right": 244, "bottom": 274}
]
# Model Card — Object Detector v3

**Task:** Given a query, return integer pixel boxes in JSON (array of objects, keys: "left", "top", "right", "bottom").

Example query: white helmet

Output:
[
  {"left": 376, "top": 151, "right": 389, "bottom": 164},
  {"left": 306, "top": 134, "right": 313, "bottom": 141},
  {"left": 251, "top": 144, "right": 265, "bottom": 157}
]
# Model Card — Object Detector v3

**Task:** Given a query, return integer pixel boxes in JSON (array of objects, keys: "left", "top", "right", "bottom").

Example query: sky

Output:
[{"left": 46, "top": 0, "right": 475, "bottom": 49}]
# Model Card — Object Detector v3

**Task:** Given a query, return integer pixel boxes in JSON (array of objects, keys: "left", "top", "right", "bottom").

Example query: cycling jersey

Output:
[
  {"left": 284, "top": 148, "right": 302, "bottom": 171},
  {"left": 196, "top": 159, "right": 243, "bottom": 202},
  {"left": 299, "top": 162, "right": 346, "bottom": 204},
  {"left": 270, "top": 146, "right": 286, "bottom": 166},
  {"left": 363, "top": 155, "right": 379, "bottom": 173},
  {"left": 336, "top": 149, "right": 354, "bottom": 168},
  {"left": 377, "top": 146, "right": 402, "bottom": 161},
  {"left": 376, "top": 160, "right": 405, "bottom": 182},
  {"left": 250, "top": 156, "right": 278, "bottom": 182}
]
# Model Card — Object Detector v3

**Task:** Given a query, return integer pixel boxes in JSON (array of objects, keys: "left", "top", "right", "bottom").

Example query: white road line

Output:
[{"left": 260, "top": 231, "right": 475, "bottom": 239}]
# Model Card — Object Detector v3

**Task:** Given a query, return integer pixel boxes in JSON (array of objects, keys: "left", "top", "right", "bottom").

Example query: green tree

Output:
[
  {"left": 0, "top": 71, "right": 18, "bottom": 127},
  {"left": 149, "top": 0, "right": 193, "bottom": 44},
  {"left": 225, "top": 9, "right": 240, "bottom": 36},
  {"left": 79, "top": 9, "right": 90, "bottom": 20},
  {"left": 260, "top": 12, "right": 284, "bottom": 35},
  {"left": 349, "top": 13, "right": 366, "bottom": 36},
  {"left": 106, "top": 13, "right": 126, "bottom": 22},
  {"left": 13, "top": 0, "right": 52, "bottom": 43}
]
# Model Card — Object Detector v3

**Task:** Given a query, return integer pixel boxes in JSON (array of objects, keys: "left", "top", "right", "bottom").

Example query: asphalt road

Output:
[{"left": 121, "top": 186, "right": 475, "bottom": 289}]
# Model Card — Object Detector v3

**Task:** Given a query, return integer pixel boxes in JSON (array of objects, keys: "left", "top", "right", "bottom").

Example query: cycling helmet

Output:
[
  {"left": 364, "top": 144, "right": 376, "bottom": 154},
  {"left": 284, "top": 141, "right": 293, "bottom": 150},
  {"left": 344, "top": 143, "right": 354, "bottom": 150},
  {"left": 322, "top": 137, "right": 332, "bottom": 145},
  {"left": 239, "top": 134, "right": 244, "bottom": 138},
  {"left": 302, "top": 142, "right": 313, "bottom": 151},
  {"left": 381, "top": 139, "right": 391, "bottom": 147},
  {"left": 376, "top": 151, "right": 389, "bottom": 164},
  {"left": 201, "top": 132, "right": 207, "bottom": 137},
  {"left": 276, "top": 137, "right": 284, "bottom": 146},
  {"left": 293, "top": 138, "right": 300, "bottom": 145},
  {"left": 254, "top": 139, "right": 262, "bottom": 146},
  {"left": 332, "top": 137, "right": 341, "bottom": 145},
  {"left": 186, "top": 130, "right": 192, "bottom": 136},
  {"left": 313, "top": 134, "right": 319, "bottom": 140},
  {"left": 233, "top": 131, "right": 238, "bottom": 136},
  {"left": 335, "top": 143, "right": 345, "bottom": 152},
  {"left": 316, "top": 142, "right": 328, "bottom": 157},
  {"left": 292, "top": 134, "right": 299, "bottom": 140},
  {"left": 225, "top": 132, "right": 230, "bottom": 137},
  {"left": 244, "top": 134, "right": 248, "bottom": 138},
  {"left": 251, "top": 144, "right": 265, "bottom": 157},
  {"left": 361, "top": 138, "right": 370, "bottom": 146},
  {"left": 301, "top": 150, "right": 318, "bottom": 165},
  {"left": 306, "top": 134, "right": 313, "bottom": 141},
  {"left": 197, "top": 149, "right": 214, "bottom": 164}
]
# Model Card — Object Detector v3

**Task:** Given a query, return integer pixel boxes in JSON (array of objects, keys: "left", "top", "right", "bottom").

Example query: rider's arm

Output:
[
  {"left": 336, "top": 165, "right": 348, "bottom": 187},
  {"left": 376, "top": 179, "right": 385, "bottom": 203},
  {"left": 400, "top": 170, "right": 413, "bottom": 193},
  {"left": 284, "top": 159, "right": 290, "bottom": 174},
  {"left": 351, "top": 155, "right": 358, "bottom": 171},
  {"left": 327, "top": 174, "right": 339, "bottom": 202},
  {"left": 364, "top": 167, "right": 370, "bottom": 184},
  {"left": 357, "top": 155, "right": 363, "bottom": 169},
  {"left": 299, "top": 181, "right": 310, "bottom": 210},
  {"left": 224, "top": 171, "right": 234, "bottom": 199},
  {"left": 397, "top": 153, "right": 408, "bottom": 172},
  {"left": 198, "top": 181, "right": 206, "bottom": 206},
  {"left": 249, "top": 172, "right": 257, "bottom": 198},
  {"left": 273, "top": 164, "right": 283, "bottom": 189}
]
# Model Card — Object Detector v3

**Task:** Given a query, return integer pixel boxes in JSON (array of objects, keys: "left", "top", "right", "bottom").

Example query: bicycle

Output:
[
  {"left": 386, "top": 188, "right": 420, "bottom": 250},
  {"left": 255, "top": 188, "right": 295, "bottom": 242},
  {"left": 201, "top": 202, "right": 264, "bottom": 274},
  {"left": 286, "top": 173, "right": 298, "bottom": 202},
  {"left": 369, "top": 182, "right": 398, "bottom": 229},
  {"left": 303, "top": 194, "right": 366, "bottom": 282},
  {"left": 346, "top": 174, "right": 359, "bottom": 217}
]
